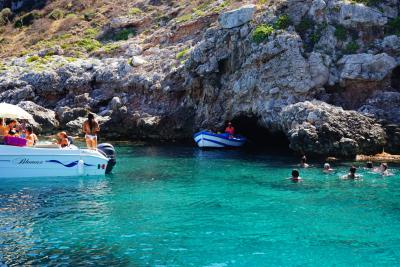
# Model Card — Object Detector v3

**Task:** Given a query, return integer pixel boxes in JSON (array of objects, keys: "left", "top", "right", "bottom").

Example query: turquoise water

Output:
[{"left": 1, "top": 145, "right": 400, "bottom": 266}]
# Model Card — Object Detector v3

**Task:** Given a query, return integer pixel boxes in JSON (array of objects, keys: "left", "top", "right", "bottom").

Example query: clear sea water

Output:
[{"left": 1, "top": 145, "right": 400, "bottom": 266}]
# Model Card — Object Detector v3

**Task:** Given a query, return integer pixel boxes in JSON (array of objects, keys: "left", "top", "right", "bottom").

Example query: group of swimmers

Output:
[
  {"left": 0, "top": 113, "right": 100, "bottom": 149},
  {"left": 291, "top": 155, "right": 391, "bottom": 182}
]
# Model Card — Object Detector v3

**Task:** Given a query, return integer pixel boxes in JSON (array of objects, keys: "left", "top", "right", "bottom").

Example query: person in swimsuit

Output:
[
  {"left": 300, "top": 155, "right": 309, "bottom": 168},
  {"left": 290, "top": 169, "right": 302, "bottom": 182},
  {"left": 0, "top": 118, "right": 7, "bottom": 143},
  {"left": 25, "top": 126, "right": 38, "bottom": 147},
  {"left": 83, "top": 113, "right": 100, "bottom": 150},
  {"left": 0, "top": 118, "right": 7, "bottom": 136},
  {"left": 6, "top": 119, "right": 17, "bottom": 135},
  {"left": 323, "top": 163, "right": 334, "bottom": 173},
  {"left": 57, "top": 131, "right": 70, "bottom": 148},
  {"left": 342, "top": 166, "right": 360, "bottom": 180}
]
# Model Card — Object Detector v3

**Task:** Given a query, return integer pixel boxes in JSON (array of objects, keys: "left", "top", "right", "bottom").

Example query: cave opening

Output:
[
  {"left": 230, "top": 115, "right": 290, "bottom": 152},
  {"left": 392, "top": 66, "right": 400, "bottom": 90}
]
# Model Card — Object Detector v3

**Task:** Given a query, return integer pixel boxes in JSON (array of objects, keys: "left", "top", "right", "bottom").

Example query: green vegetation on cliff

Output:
[{"left": 253, "top": 24, "right": 274, "bottom": 43}]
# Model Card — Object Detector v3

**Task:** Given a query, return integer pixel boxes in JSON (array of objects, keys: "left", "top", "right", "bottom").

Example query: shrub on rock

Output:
[{"left": 252, "top": 24, "right": 274, "bottom": 43}]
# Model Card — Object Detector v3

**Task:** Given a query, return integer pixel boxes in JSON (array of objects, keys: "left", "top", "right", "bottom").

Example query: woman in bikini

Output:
[{"left": 82, "top": 113, "right": 100, "bottom": 150}]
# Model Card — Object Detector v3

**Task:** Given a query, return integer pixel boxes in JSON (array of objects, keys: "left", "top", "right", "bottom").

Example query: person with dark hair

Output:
[
  {"left": 25, "top": 126, "right": 38, "bottom": 146},
  {"left": 366, "top": 161, "right": 373, "bottom": 169},
  {"left": 342, "top": 166, "right": 360, "bottom": 179},
  {"left": 225, "top": 121, "right": 235, "bottom": 138},
  {"left": 83, "top": 113, "right": 100, "bottom": 150},
  {"left": 6, "top": 119, "right": 17, "bottom": 135},
  {"left": 378, "top": 163, "right": 390, "bottom": 176},
  {"left": 291, "top": 169, "right": 302, "bottom": 182}
]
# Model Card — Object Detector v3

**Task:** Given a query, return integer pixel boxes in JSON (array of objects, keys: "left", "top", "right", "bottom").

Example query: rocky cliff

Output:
[{"left": 0, "top": 0, "right": 399, "bottom": 157}]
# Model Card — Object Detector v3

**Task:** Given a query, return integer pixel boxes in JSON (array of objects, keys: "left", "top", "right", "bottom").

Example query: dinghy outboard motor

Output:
[{"left": 97, "top": 143, "right": 116, "bottom": 174}]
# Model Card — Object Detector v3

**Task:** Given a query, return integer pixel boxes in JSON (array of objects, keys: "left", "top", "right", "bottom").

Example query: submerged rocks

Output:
[
  {"left": 279, "top": 101, "right": 386, "bottom": 157},
  {"left": 218, "top": 5, "right": 256, "bottom": 29}
]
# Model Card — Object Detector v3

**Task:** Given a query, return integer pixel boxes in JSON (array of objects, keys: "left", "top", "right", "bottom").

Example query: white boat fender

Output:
[{"left": 78, "top": 160, "right": 84, "bottom": 175}]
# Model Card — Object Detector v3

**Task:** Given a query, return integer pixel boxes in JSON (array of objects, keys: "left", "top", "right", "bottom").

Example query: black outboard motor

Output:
[{"left": 97, "top": 143, "right": 116, "bottom": 174}]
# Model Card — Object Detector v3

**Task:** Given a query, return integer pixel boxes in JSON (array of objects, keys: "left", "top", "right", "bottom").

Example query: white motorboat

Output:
[
  {"left": 0, "top": 143, "right": 116, "bottom": 178},
  {"left": 193, "top": 131, "right": 246, "bottom": 148},
  {"left": 0, "top": 102, "right": 116, "bottom": 178}
]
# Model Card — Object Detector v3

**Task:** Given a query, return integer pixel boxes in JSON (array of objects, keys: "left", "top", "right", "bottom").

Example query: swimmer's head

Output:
[
  {"left": 350, "top": 166, "right": 357, "bottom": 174},
  {"left": 324, "top": 163, "right": 330, "bottom": 169},
  {"left": 366, "top": 161, "right": 373, "bottom": 168},
  {"left": 381, "top": 163, "right": 388, "bottom": 171},
  {"left": 292, "top": 169, "right": 300, "bottom": 178}
]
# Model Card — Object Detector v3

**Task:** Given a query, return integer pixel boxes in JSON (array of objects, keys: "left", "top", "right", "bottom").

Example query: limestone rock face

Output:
[
  {"left": 381, "top": 35, "right": 400, "bottom": 56},
  {"left": 218, "top": 5, "right": 256, "bottom": 29},
  {"left": 337, "top": 53, "right": 397, "bottom": 86},
  {"left": 337, "top": 3, "right": 387, "bottom": 27},
  {"left": 279, "top": 101, "right": 386, "bottom": 157},
  {"left": 359, "top": 91, "right": 400, "bottom": 124},
  {"left": 17, "top": 101, "right": 59, "bottom": 134}
]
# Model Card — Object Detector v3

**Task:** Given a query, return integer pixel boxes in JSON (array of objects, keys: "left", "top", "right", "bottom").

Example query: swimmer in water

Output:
[
  {"left": 379, "top": 163, "right": 391, "bottom": 176},
  {"left": 323, "top": 163, "right": 334, "bottom": 173},
  {"left": 365, "top": 161, "right": 373, "bottom": 169},
  {"left": 300, "top": 155, "right": 309, "bottom": 168},
  {"left": 342, "top": 166, "right": 360, "bottom": 180},
  {"left": 290, "top": 169, "right": 302, "bottom": 182}
]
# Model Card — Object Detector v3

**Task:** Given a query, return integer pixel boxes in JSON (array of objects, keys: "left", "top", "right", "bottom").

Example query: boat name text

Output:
[{"left": 16, "top": 158, "right": 44, "bottom": 165}]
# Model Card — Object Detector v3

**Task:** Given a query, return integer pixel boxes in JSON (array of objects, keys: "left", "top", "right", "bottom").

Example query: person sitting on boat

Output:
[
  {"left": 25, "top": 126, "right": 38, "bottom": 147},
  {"left": 225, "top": 122, "right": 235, "bottom": 138},
  {"left": 323, "top": 163, "right": 334, "bottom": 173},
  {"left": 57, "top": 131, "right": 70, "bottom": 148},
  {"left": 0, "top": 118, "right": 7, "bottom": 136},
  {"left": 300, "top": 155, "right": 309, "bottom": 168},
  {"left": 6, "top": 119, "right": 17, "bottom": 135},
  {"left": 17, "top": 120, "right": 27, "bottom": 138},
  {"left": 0, "top": 118, "right": 7, "bottom": 143},
  {"left": 290, "top": 169, "right": 302, "bottom": 182},
  {"left": 83, "top": 113, "right": 100, "bottom": 150}
]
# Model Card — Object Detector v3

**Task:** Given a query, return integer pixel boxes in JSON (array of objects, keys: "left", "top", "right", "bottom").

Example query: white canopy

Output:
[{"left": 0, "top": 103, "right": 34, "bottom": 120}]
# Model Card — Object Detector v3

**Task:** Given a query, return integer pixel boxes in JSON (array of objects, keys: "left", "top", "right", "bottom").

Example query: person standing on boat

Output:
[
  {"left": 83, "top": 113, "right": 100, "bottom": 150},
  {"left": 225, "top": 121, "right": 235, "bottom": 138}
]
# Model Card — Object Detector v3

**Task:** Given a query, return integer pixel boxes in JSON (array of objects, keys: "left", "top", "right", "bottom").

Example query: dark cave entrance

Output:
[
  {"left": 230, "top": 115, "right": 290, "bottom": 152},
  {"left": 392, "top": 66, "right": 400, "bottom": 90}
]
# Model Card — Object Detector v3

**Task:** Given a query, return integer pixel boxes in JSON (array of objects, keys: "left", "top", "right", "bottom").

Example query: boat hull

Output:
[
  {"left": 0, "top": 145, "right": 109, "bottom": 178},
  {"left": 193, "top": 131, "right": 246, "bottom": 148}
]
